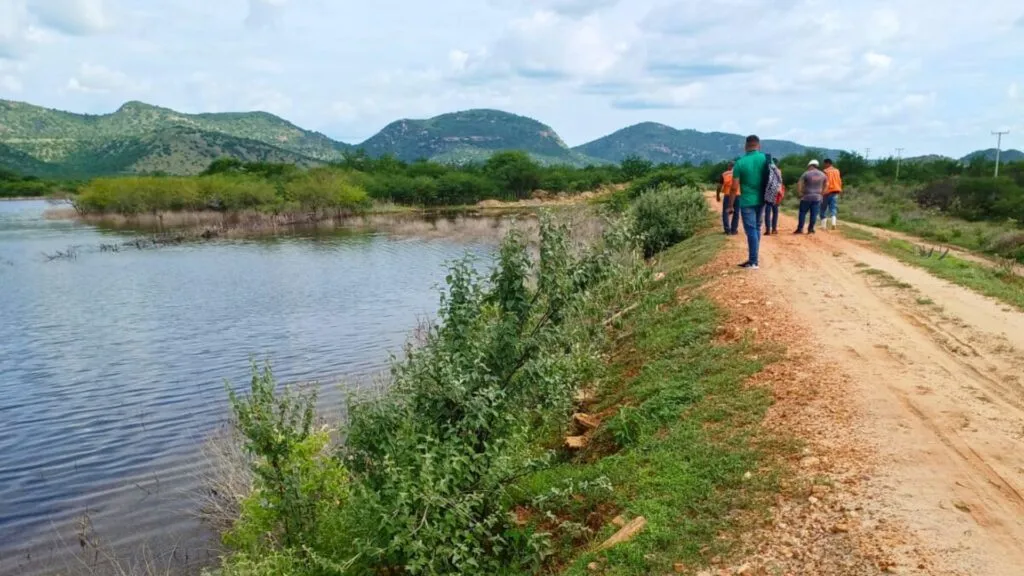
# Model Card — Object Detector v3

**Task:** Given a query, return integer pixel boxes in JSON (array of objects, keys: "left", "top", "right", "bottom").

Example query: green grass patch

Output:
[
  {"left": 916, "top": 297, "right": 935, "bottom": 306},
  {"left": 515, "top": 230, "right": 792, "bottom": 575},
  {"left": 839, "top": 225, "right": 877, "bottom": 242},
  {"left": 839, "top": 186, "right": 1024, "bottom": 263},
  {"left": 857, "top": 267, "right": 913, "bottom": 290},
  {"left": 877, "top": 239, "right": 1024, "bottom": 310}
]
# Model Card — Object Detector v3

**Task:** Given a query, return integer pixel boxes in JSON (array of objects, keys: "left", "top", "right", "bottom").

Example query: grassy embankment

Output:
[
  {"left": 837, "top": 184, "right": 1024, "bottom": 262},
  {"left": 841, "top": 225, "right": 1024, "bottom": 311},
  {"left": 205, "top": 186, "right": 791, "bottom": 576}
]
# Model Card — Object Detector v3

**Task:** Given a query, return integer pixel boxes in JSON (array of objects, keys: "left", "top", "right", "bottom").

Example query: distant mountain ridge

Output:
[
  {"left": 18, "top": 98, "right": 1016, "bottom": 178},
  {"left": 360, "top": 109, "right": 604, "bottom": 166},
  {"left": 572, "top": 122, "right": 844, "bottom": 165},
  {"left": 961, "top": 148, "right": 1024, "bottom": 163}
]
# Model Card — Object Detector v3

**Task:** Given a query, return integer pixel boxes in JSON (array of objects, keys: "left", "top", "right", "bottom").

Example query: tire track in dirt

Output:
[{"left": 705, "top": 203, "right": 1024, "bottom": 575}]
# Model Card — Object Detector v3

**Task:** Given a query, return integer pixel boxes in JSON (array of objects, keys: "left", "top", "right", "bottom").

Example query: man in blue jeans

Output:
[{"left": 730, "top": 135, "right": 767, "bottom": 269}]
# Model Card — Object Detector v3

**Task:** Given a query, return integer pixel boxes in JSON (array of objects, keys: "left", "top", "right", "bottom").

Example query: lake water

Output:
[{"left": 0, "top": 200, "right": 495, "bottom": 574}]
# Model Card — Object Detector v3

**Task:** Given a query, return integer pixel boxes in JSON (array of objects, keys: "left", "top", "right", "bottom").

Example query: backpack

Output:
[{"left": 762, "top": 154, "right": 783, "bottom": 204}]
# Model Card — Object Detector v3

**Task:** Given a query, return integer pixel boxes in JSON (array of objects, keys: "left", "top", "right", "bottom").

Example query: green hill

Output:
[
  {"left": 0, "top": 142, "right": 61, "bottom": 176},
  {"left": 358, "top": 109, "right": 605, "bottom": 166},
  {"left": 573, "top": 122, "right": 844, "bottom": 164},
  {"left": 961, "top": 148, "right": 1024, "bottom": 163},
  {"left": 56, "top": 126, "right": 320, "bottom": 176},
  {"left": 0, "top": 99, "right": 347, "bottom": 165}
]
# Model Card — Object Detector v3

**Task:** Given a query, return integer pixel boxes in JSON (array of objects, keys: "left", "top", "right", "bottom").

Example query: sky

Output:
[{"left": 1, "top": 0, "right": 1023, "bottom": 157}]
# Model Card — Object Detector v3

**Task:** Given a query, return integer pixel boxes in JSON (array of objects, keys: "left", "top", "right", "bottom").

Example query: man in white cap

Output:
[{"left": 794, "top": 159, "right": 826, "bottom": 234}]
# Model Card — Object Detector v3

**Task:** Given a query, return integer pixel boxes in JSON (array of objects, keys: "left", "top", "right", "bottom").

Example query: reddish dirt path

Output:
[{"left": 703, "top": 207, "right": 1024, "bottom": 575}]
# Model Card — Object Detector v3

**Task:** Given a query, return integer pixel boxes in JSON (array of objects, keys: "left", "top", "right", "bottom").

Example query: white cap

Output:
[{"left": 808, "top": 159, "right": 820, "bottom": 167}]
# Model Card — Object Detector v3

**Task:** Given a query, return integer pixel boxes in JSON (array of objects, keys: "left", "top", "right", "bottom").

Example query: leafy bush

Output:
[
  {"left": 284, "top": 168, "right": 369, "bottom": 214},
  {"left": 632, "top": 185, "right": 708, "bottom": 257},
  {"left": 214, "top": 215, "right": 645, "bottom": 575},
  {"left": 626, "top": 166, "right": 692, "bottom": 198},
  {"left": 226, "top": 364, "right": 347, "bottom": 550}
]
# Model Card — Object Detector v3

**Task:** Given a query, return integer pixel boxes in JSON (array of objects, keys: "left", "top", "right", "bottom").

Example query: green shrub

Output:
[
  {"left": 227, "top": 364, "right": 348, "bottom": 551},
  {"left": 626, "top": 167, "right": 691, "bottom": 198},
  {"left": 216, "top": 216, "right": 644, "bottom": 575},
  {"left": 632, "top": 185, "right": 708, "bottom": 257},
  {"left": 283, "top": 168, "right": 369, "bottom": 214}
]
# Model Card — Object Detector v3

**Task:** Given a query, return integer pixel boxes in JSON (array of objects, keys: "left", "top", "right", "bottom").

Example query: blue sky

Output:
[{"left": 1, "top": 0, "right": 1022, "bottom": 157}]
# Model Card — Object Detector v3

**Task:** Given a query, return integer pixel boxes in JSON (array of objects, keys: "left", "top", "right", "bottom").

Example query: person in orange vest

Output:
[
  {"left": 763, "top": 158, "right": 785, "bottom": 235},
  {"left": 821, "top": 158, "right": 843, "bottom": 230},
  {"left": 716, "top": 160, "right": 739, "bottom": 235}
]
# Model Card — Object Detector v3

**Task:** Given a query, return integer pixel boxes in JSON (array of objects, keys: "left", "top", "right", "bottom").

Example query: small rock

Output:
[
  {"left": 566, "top": 435, "right": 588, "bottom": 449},
  {"left": 654, "top": 272, "right": 666, "bottom": 281},
  {"left": 831, "top": 523, "right": 850, "bottom": 533},
  {"left": 587, "top": 561, "right": 600, "bottom": 571},
  {"left": 573, "top": 413, "right": 601, "bottom": 431},
  {"left": 596, "top": 516, "right": 647, "bottom": 551},
  {"left": 743, "top": 471, "right": 753, "bottom": 481},
  {"left": 808, "top": 496, "right": 820, "bottom": 505},
  {"left": 740, "top": 299, "right": 753, "bottom": 305},
  {"left": 734, "top": 563, "right": 754, "bottom": 575},
  {"left": 611, "top": 515, "right": 627, "bottom": 527},
  {"left": 673, "top": 562, "right": 687, "bottom": 573},
  {"left": 800, "top": 456, "right": 821, "bottom": 468}
]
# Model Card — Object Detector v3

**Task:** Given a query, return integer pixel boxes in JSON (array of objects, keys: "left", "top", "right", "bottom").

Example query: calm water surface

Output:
[{"left": 0, "top": 200, "right": 494, "bottom": 574}]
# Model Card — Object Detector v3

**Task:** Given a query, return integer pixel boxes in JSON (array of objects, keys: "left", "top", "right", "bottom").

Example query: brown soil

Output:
[{"left": 703, "top": 205, "right": 1024, "bottom": 575}]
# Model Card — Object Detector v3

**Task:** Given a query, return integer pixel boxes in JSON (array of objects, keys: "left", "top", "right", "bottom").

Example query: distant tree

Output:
[
  {"left": 484, "top": 151, "right": 541, "bottom": 199},
  {"left": 201, "top": 157, "right": 244, "bottom": 176},
  {"left": 620, "top": 155, "right": 654, "bottom": 180}
]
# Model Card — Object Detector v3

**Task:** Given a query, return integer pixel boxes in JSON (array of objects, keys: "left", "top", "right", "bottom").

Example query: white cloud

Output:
[
  {"left": 491, "top": 0, "right": 620, "bottom": 16},
  {"left": 1, "top": 75, "right": 24, "bottom": 92},
  {"left": 612, "top": 82, "right": 705, "bottom": 109},
  {"left": 453, "top": 10, "right": 637, "bottom": 83},
  {"left": 864, "top": 52, "right": 893, "bottom": 70},
  {"left": 67, "top": 63, "right": 145, "bottom": 94},
  {"left": 246, "top": 0, "right": 289, "bottom": 29},
  {"left": 28, "top": 0, "right": 110, "bottom": 35},
  {"left": 0, "top": 1, "right": 32, "bottom": 58}
]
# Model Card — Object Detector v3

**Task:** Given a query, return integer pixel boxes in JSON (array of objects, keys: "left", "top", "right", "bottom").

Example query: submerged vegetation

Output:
[{"left": 71, "top": 151, "right": 644, "bottom": 217}]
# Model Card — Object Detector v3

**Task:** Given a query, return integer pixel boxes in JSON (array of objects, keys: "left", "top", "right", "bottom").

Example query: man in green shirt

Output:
[{"left": 730, "top": 135, "right": 768, "bottom": 269}]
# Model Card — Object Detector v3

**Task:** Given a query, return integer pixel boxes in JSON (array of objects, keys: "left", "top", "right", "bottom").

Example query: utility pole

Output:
[
  {"left": 895, "top": 148, "right": 904, "bottom": 182},
  {"left": 864, "top": 147, "right": 871, "bottom": 160},
  {"left": 992, "top": 130, "right": 1009, "bottom": 177}
]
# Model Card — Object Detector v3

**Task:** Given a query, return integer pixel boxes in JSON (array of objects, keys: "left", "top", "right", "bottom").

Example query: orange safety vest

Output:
[
  {"left": 824, "top": 166, "right": 843, "bottom": 193},
  {"left": 721, "top": 169, "right": 736, "bottom": 196}
]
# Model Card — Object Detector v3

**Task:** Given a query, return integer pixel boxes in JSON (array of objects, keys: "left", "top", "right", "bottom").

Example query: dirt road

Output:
[{"left": 707, "top": 207, "right": 1024, "bottom": 575}]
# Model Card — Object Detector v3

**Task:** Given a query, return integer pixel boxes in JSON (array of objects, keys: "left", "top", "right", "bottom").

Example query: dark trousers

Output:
[
  {"left": 763, "top": 202, "right": 779, "bottom": 233},
  {"left": 722, "top": 195, "right": 740, "bottom": 234},
  {"left": 797, "top": 200, "right": 821, "bottom": 232}
]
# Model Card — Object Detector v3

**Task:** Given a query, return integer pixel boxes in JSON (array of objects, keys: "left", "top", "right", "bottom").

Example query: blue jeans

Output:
[
  {"left": 740, "top": 205, "right": 763, "bottom": 265},
  {"left": 798, "top": 200, "right": 821, "bottom": 232},
  {"left": 763, "top": 202, "right": 779, "bottom": 233},
  {"left": 722, "top": 195, "right": 740, "bottom": 234},
  {"left": 822, "top": 193, "right": 839, "bottom": 219}
]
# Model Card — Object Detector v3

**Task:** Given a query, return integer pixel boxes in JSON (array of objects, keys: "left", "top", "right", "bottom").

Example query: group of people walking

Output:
[{"left": 716, "top": 135, "right": 843, "bottom": 269}]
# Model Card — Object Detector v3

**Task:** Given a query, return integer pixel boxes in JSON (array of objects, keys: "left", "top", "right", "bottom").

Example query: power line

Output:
[
  {"left": 895, "top": 148, "right": 904, "bottom": 181},
  {"left": 992, "top": 130, "right": 1010, "bottom": 178}
]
